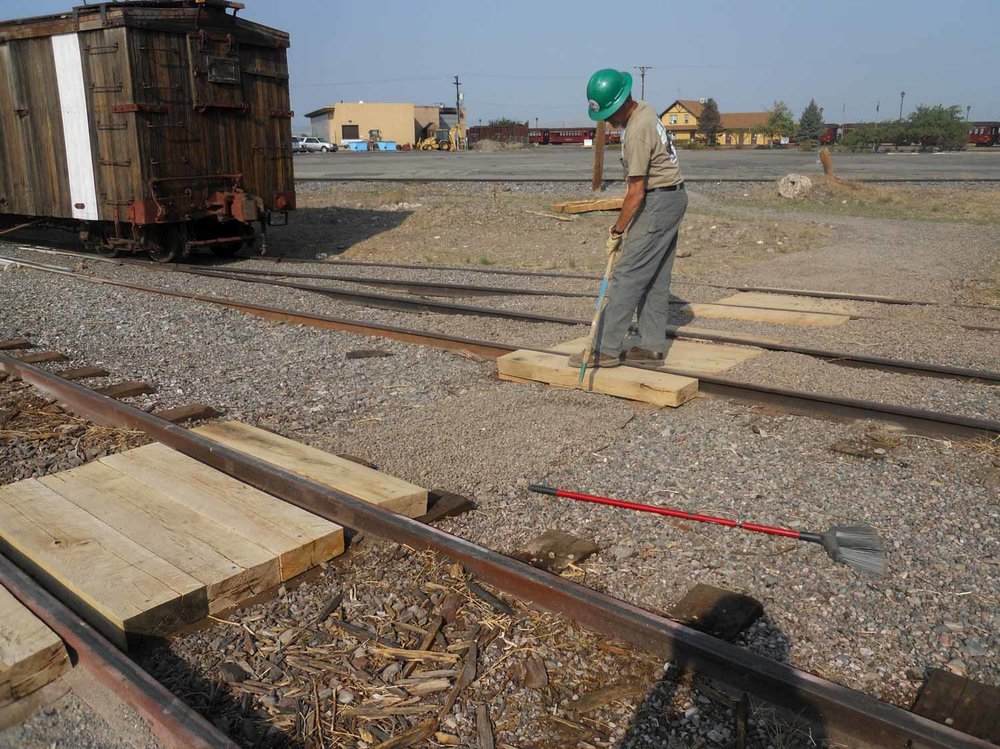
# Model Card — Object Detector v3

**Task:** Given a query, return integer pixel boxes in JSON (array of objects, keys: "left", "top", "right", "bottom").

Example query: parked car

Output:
[
  {"left": 300, "top": 136, "right": 337, "bottom": 153},
  {"left": 291, "top": 136, "right": 305, "bottom": 153}
]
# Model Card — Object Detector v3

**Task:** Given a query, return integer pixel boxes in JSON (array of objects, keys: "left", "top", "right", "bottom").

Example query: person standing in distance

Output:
[{"left": 569, "top": 68, "right": 687, "bottom": 368}]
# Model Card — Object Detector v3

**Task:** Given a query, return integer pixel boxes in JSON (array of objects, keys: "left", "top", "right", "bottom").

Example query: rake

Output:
[{"left": 528, "top": 484, "right": 885, "bottom": 576}]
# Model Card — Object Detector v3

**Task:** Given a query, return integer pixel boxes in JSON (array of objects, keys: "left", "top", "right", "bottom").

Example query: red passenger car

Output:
[{"left": 968, "top": 123, "right": 1000, "bottom": 147}]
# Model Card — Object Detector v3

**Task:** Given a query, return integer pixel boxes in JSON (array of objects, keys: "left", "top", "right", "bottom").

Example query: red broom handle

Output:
[{"left": 528, "top": 485, "right": 803, "bottom": 540}]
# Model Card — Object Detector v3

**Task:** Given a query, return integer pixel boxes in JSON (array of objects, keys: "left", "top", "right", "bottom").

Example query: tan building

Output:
[
  {"left": 305, "top": 102, "right": 467, "bottom": 147},
  {"left": 659, "top": 99, "right": 780, "bottom": 146}
]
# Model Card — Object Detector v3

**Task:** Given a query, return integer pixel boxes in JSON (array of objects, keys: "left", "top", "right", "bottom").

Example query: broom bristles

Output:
[{"left": 822, "top": 525, "right": 885, "bottom": 576}]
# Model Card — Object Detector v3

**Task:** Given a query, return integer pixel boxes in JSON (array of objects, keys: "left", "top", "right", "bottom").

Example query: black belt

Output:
[{"left": 648, "top": 182, "right": 684, "bottom": 192}]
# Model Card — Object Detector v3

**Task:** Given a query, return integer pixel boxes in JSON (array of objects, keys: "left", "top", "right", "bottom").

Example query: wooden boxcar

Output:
[{"left": 0, "top": 0, "right": 294, "bottom": 261}]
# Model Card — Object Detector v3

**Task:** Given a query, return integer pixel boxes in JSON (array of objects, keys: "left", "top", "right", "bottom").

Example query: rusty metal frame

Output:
[
  {"left": 0, "top": 551, "right": 237, "bottom": 749},
  {"left": 0, "top": 352, "right": 992, "bottom": 749}
]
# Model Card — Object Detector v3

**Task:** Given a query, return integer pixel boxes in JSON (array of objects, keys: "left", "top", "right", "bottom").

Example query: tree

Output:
[
  {"left": 698, "top": 98, "right": 722, "bottom": 146},
  {"left": 765, "top": 100, "right": 796, "bottom": 141},
  {"left": 487, "top": 118, "right": 522, "bottom": 128},
  {"left": 904, "top": 105, "right": 967, "bottom": 150},
  {"left": 841, "top": 122, "right": 895, "bottom": 152},
  {"left": 798, "top": 99, "right": 825, "bottom": 144}
]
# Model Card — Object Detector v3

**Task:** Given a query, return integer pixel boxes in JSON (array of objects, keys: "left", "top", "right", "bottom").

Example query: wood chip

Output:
[
  {"left": 370, "top": 717, "right": 438, "bottom": 749},
  {"left": 477, "top": 703, "right": 495, "bottom": 749},
  {"left": 313, "top": 591, "right": 345, "bottom": 626},
  {"left": 522, "top": 657, "right": 548, "bottom": 689},
  {"left": 466, "top": 580, "right": 517, "bottom": 617},
  {"left": 438, "top": 641, "right": 477, "bottom": 719},
  {"left": 402, "top": 615, "right": 442, "bottom": 678},
  {"left": 371, "top": 647, "right": 459, "bottom": 663},
  {"left": 406, "top": 678, "right": 452, "bottom": 696},
  {"left": 571, "top": 683, "right": 645, "bottom": 715}
]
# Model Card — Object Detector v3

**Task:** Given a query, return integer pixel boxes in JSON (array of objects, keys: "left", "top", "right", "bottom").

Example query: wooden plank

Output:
[
  {"left": 498, "top": 349, "right": 697, "bottom": 408},
  {"left": 0, "top": 339, "right": 32, "bottom": 351},
  {"left": 15, "top": 352, "right": 67, "bottom": 364},
  {"left": 93, "top": 381, "right": 155, "bottom": 399},
  {"left": 549, "top": 197, "right": 624, "bottom": 214},
  {"left": 39, "top": 462, "right": 280, "bottom": 614},
  {"left": 665, "top": 583, "right": 763, "bottom": 641},
  {"left": 100, "top": 443, "right": 344, "bottom": 581},
  {"left": 53, "top": 366, "right": 109, "bottom": 381},
  {"left": 913, "top": 669, "right": 1000, "bottom": 743},
  {"left": 512, "top": 529, "right": 598, "bottom": 573},
  {"left": 0, "top": 479, "right": 206, "bottom": 649},
  {"left": 0, "top": 584, "right": 70, "bottom": 707},
  {"left": 550, "top": 336, "right": 760, "bottom": 375},
  {"left": 682, "top": 303, "right": 850, "bottom": 327},
  {"left": 193, "top": 421, "right": 428, "bottom": 518},
  {"left": 150, "top": 403, "right": 220, "bottom": 424},
  {"left": 714, "top": 292, "right": 861, "bottom": 317}
]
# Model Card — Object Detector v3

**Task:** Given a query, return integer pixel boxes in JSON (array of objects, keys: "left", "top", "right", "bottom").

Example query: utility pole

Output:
[
  {"left": 898, "top": 91, "right": 905, "bottom": 121},
  {"left": 453, "top": 75, "right": 462, "bottom": 149},
  {"left": 634, "top": 66, "right": 653, "bottom": 100},
  {"left": 966, "top": 105, "right": 971, "bottom": 122}
]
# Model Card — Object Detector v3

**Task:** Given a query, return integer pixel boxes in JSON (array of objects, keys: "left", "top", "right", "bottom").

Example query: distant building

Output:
[
  {"left": 305, "top": 102, "right": 467, "bottom": 147},
  {"left": 659, "top": 99, "right": 781, "bottom": 146}
]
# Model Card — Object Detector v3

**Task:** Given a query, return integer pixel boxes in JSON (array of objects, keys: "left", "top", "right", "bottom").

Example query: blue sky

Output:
[{"left": 5, "top": 0, "right": 997, "bottom": 130}]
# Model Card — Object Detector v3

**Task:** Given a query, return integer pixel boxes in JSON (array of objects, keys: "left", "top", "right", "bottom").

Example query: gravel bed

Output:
[
  {"left": 0, "top": 691, "right": 158, "bottom": 749},
  {"left": 6, "top": 251, "right": 996, "bottom": 421}
]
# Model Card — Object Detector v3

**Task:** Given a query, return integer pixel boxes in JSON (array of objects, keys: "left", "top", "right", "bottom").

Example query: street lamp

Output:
[{"left": 898, "top": 91, "right": 906, "bottom": 120}]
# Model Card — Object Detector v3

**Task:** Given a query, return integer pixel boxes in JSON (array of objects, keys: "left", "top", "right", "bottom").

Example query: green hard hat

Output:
[{"left": 586, "top": 68, "right": 633, "bottom": 121}]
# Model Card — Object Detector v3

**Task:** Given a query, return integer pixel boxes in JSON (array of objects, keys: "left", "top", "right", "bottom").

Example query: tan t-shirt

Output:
[{"left": 620, "top": 100, "right": 683, "bottom": 189}]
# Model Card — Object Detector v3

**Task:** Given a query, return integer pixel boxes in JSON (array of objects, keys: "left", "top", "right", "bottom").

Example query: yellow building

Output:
[
  {"left": 659, "top": 100, "right": 781, "bottom": 146},
  {"left": 305, "top": 102, "right": 467, "bottom": 147}
]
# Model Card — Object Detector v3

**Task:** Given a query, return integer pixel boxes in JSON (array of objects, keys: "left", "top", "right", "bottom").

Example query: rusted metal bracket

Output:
[
  {"left": 0, "top": 352, "right": 992, "bottom": 749},
  {"left": 113, "top": 103, "right": 167, "bottom": 114}
]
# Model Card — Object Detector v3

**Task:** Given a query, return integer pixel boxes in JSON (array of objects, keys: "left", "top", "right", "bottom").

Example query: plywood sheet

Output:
[
  {"left": 193, "top": 422, "right": 427, "bottom": 518},
  {"left": 549, "top": 337, "right": 760, "bottom": 374},
  {"left": 100, "top": 443, "right": 344, "bottom": 581},
  {"left": 0, "top": 585, "right": 70, "bottom": 707},
  {"left": 714, "top": 292, "right": 861, "bottom": 316},
  {"left": 0, "top": 480, "right": 206, "bottom": 649},
  {"left": 498, "top": 350, "right": 697, "bottom": 408}
]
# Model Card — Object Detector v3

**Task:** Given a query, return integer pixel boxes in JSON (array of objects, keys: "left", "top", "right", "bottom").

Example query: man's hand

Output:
[{"left": 606, "top": 230, "right": 623, "bottom": 256}]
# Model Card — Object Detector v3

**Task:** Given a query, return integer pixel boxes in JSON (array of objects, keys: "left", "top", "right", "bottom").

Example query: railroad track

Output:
[
  {"left": 2, "top": 253, "right": 999, "bottom": 442},
  {"left": 0, "top": 351, "right": 993, "bottom": 749}
]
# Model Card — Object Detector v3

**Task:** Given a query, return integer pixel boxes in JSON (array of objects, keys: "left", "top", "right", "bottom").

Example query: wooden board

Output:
[
  {"left": 549, "top": 197, "right": 624, "bottom": 214},
  {"left": 683, "top": 302, "right": 850, "bottom": 327},
  {"left": 0, "top": 479, "right": 207, "bottom": 649},
  {"left": 550, "top": 336, "right": 760, "bottom": 375},
  {"left": 512, "top": 530, "right": 599, "bottom": 573},
  {"left": 100, "top": 443, "right": 343, "bottom": 581},
  {"left": 714, "top": 292, "right": 861, "bottom": 317},
  {"left": 39, "top": 463, "right": 281, "bottom": 615},
  {"left": 912, "top": 669, "right": 1000, "bottom": 743},
  {"left": 0, "top": 584, "right": 70, "bottom": 707},
  {"left": 193, "top": 421, "right": 428, "bottom": 518},
  {"left": 497, "top": 350, "right": 697, "bottom": 408}
]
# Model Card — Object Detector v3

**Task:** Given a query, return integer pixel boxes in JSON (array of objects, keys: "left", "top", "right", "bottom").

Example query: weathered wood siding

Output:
[{"left": 0, "top": 3, "right": 293, "bottom": 226}]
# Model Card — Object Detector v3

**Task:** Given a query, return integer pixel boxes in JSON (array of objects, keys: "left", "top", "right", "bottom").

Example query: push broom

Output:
[{"left": 528, "top": 484, "right": 886, "bottom": 576}]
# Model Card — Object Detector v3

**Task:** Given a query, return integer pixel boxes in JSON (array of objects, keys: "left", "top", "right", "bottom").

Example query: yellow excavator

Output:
[{"left": 416, "top": 125, "right": 463, "bottom": 151}]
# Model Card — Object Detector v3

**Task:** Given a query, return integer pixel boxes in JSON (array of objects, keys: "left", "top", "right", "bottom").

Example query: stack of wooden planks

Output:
[
  {"left": 0, "top": 421, "right": 427, "bottom": 649},
  {"left": 498, "top": 349, "right": 698, "bottom": 408},
  {"left": 549, "top": 197, "right": 624, "bottom": 214},
  {"left": 1, "top": 584, "right": 70, "bottom": 708}
]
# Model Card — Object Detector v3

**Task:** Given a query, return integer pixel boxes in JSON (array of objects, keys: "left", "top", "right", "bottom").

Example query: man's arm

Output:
[{"left": 612, "top": 176, "right": 646, "bottom": 236}]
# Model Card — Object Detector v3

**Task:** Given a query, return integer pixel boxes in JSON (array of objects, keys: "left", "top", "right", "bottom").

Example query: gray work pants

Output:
[{"left": 596, "top": 188, "right": 687, "bottom": 356}]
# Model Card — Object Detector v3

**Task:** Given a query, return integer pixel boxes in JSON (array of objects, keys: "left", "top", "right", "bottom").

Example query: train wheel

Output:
[{"left": 146, "top": 227, "right": 183, "bottom": 264}]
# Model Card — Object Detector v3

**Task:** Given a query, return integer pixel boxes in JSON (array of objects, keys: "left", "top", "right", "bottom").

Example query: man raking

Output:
[{"left": 569, "top": 68, "right": 687, "bottom": 369}]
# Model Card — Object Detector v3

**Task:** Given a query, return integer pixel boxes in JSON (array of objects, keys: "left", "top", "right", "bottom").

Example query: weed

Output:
[
  {"left": 568, "top": 258, "right": 577, "bottom": 269},
  {"left": 479, "top": 256, "right": 495, "bottom": 266}
]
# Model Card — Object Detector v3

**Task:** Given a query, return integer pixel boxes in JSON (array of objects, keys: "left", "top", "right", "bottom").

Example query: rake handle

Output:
[{"left": 529, "top": 484, "right": 810, "bottom": 541}]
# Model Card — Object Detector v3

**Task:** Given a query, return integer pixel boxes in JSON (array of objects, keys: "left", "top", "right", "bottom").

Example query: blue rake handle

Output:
[{"left": 577, "top": 247, "right": 620, "bottom": 385}]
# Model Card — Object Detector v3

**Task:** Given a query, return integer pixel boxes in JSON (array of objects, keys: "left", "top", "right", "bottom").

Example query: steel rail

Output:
[
  {"left": 4, "top": 255, "right": 1000, "bottom": 440},
  {"left": 131, "top": 262, "right": 1000, "bottom": 386},
  {"left": 0, "top": 353, "right": 992, "bottom": 749},
  {"left": 0, "top": 552, "right": 237, "bottom": 749},
  {"left": 15, "top": 244, "right": 1000, "bottom": 313}
]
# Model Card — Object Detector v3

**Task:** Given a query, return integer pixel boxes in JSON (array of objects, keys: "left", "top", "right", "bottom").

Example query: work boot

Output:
[
  {"left": 624, "top": 347, "right": 665, "bottom": 364},
  {"left": 567, "top": 350, "right": 621, "bottom": 368}
]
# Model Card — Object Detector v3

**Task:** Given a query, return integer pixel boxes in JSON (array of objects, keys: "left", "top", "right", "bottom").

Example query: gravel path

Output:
[{"left": 0, "top": 179, "right": 997, "bottom": 747}]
